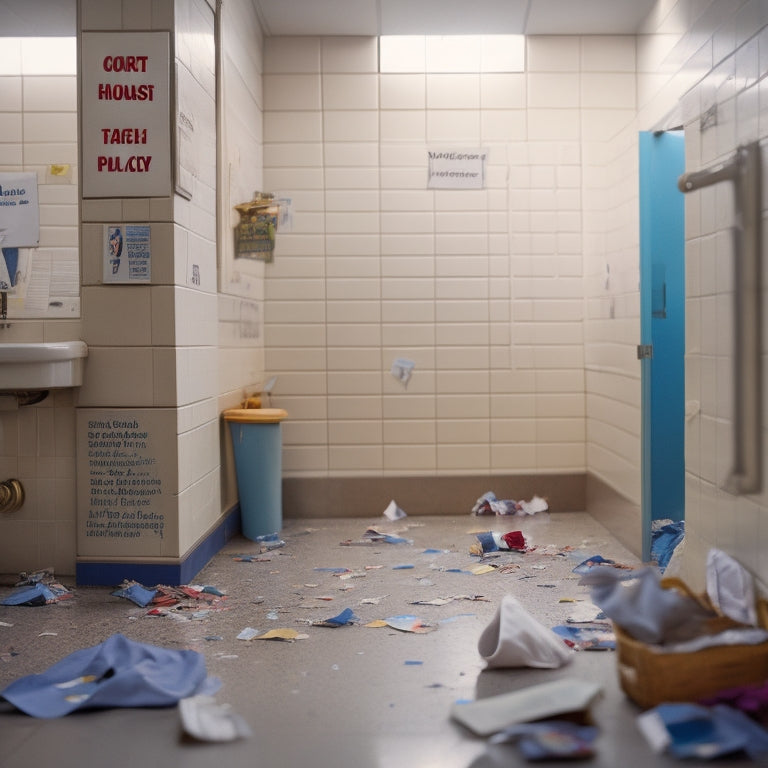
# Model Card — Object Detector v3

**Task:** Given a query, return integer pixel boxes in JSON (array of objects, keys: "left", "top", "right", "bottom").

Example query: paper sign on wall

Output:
[
  {"left": 104, "top": 223, "right": 151, "bottom": 283},
  {"left": 427, "top": 150, "right": 486, "bottom": 189},
  {"left": 81, "top": 32, "right": 172, "bottom": 198},
  {"left": 0, "top": 172, "right": 39, "bottom": 248}
]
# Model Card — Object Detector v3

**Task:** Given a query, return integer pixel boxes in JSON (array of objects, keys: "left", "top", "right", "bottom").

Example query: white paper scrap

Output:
[
  {"left": 450, "top": 678, "right": 602, "bottom": 736},
  {"left": 179, "top": 695, "right": 252, "bottom": 742},
  {"left": 384, "top": 499, "right": 407, "bottom": 520}
]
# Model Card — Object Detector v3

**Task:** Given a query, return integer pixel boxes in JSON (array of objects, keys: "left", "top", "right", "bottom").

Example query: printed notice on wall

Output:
[
  {"left": 0, "top": 172, "right": 39, "bottom": 248},
  {"left": 77, "top": 410, "right": 175, "bottom": 556},
  {"left": 103, "top": 223, "right": 151, "bottom": 283},
  {"left": 427, "top": 149, "right": 486, "bottom": 189},
  {"left": 81, "top": 32, "right": 171, "bottom": 198}
]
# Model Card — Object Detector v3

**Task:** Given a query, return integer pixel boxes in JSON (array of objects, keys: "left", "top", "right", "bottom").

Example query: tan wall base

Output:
[
  {"left": 585, "top": 473, "right": 642, "bottom": 558},
  {"left": 283, "top": 473, "right": 586, "bottom": 519}
]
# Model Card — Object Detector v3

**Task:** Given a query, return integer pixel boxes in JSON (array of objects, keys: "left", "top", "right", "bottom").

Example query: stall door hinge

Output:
[{"left": 637, "top": 344, "right": 653, "bottom": 359}]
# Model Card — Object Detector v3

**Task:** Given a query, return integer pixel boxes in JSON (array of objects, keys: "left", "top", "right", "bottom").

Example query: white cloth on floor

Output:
[
  {"left": 706, "top": 548, "right": 758, "bottom": 627},
  {"left": 478, "top": 594, "right": 573, "bottom": 669}
]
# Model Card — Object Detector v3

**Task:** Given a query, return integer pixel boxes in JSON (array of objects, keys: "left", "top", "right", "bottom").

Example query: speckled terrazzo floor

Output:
[{"left": 0, "top": 513, "right": 751, "bottom": 767}]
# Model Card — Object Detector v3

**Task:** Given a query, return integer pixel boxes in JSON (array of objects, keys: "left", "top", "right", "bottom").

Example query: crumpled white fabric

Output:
[
  {"left": 706, "top": 549, "right": 758, "bottom": 627},
  {"left": 478, "top": 594, "right": 573, "bottom": 669},
  {"left": 580, "top": 567, "right": 713, "bottom": 644}
]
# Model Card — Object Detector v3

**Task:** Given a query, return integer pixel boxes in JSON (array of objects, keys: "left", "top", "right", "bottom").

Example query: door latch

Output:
[{"left": 637, "top": 344, "right": 653, "bottom": 359}]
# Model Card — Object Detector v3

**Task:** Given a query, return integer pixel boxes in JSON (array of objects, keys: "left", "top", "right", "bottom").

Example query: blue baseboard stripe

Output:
[{"left": 76, "top": 505, "right": 241, "bottom": 586}]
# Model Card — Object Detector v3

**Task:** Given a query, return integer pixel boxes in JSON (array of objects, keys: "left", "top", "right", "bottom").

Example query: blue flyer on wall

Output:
[{"left": 104, "top": 223, "right": 151, "bottom": 283}]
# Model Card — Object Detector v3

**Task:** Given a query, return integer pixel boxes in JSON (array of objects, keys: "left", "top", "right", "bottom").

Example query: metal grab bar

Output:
[{"left": 678, "top": 142, "right": 762, "bottom": 494}]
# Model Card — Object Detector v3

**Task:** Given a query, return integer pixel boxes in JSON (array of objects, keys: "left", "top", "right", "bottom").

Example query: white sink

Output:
[{"left": 0, "top": 341, "right": 88, "bottom": 390}]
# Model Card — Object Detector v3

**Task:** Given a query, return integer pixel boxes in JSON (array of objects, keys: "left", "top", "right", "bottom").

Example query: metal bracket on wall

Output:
[{"left": 678, "top": 142, "right": 762, "bottom": 494}]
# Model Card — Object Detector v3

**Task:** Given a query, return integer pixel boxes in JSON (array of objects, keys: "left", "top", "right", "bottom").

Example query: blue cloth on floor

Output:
[
  {"left": 651, "top": 521, "right": 685, "bottom": 571},
  {"left": 0, "top": 633, "right": 219, "bottom": 718},
  {"left": 1, "top": 583, "right": 60, "bottom": 606}
]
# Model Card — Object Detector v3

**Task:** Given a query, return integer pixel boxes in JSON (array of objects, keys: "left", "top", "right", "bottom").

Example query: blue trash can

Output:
[{"left": 223, "top": 407, "right": 287, "bottom": 540}]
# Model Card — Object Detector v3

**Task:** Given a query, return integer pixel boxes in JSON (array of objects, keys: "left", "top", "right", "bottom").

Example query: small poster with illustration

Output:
[{"left": 103, "top": 223, "right": 151, "bottom": 283}]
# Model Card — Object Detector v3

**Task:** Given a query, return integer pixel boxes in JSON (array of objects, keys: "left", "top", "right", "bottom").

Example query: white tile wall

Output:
[
  {"left": 6, "top": 0, "right": 766, "bottom": 585},
  {"left": 265, "top": 32, "right": 581, "bottom": 478}
]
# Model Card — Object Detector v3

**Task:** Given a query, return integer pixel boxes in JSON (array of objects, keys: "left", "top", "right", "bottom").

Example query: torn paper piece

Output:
[
  {"left": 236, "top": 627, "right": 260, "bottom": 641},
  {"left": 551, "top": 625, "right": 616, "bottom": 651},
  {"left": 384, "top": 615, "right": 436, "bottom": 633},
  {"left": 518, "top": 495, "right": 549, "bottom": 515},
  {"left": 314, "top": 608, "right": 358, "bottom": 627},
  {"left": 565, "top": 602, "right": 607, "bottom": 624},
  {"left": 475, "top": 531, "right": 527, "bottom": 553},
  {"left": 390, "top": 357, "right": 415, "bottom": 386},
  {"left": 637, "top": 702, "right": 768, "bottom": 761},
  {"left": 450, "top": 678, "right": 602, "bottom": 737},
  {"left": 411, "top": 597, "right": 454, "bottom": 606},
  {"left": 256, "top": 629, "right": 307, "bottom": 641},
  {"left": 384, "top": 499, "right": 407, "bottom": 520},
  {"left": 572, "top": 555, "right": 635, "bottom": 576},
  {"left": 472, "top": 491, "right": 549, "bottom": 516},
  {"left": 179, "top": 695, "right": 252, "bottom": 742},
  {"left": 349, "top": 526, "right": 412, "bottom": 545},
  {"left": 469, "top": 564, "right": 497, "bottom": 575},
  {"left": 490, "top": 721, "right": 598, "bottom": 760},
  {"left": 255, "top": 533, "right": 286, "bottom": 551}
]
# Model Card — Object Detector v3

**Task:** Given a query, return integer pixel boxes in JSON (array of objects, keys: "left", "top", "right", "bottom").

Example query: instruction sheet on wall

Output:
[
  {"left": 103, "top": 223, "right": 151, "bottom": 283},
  {"left": 427, "top": 149, "right": 487, "bottom": 189},
  {"left": 77, "top": 409, "right": 176, "bottom": 558}
]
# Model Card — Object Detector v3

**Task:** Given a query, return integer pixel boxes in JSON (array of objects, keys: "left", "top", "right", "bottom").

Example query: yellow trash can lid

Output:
[{"left": 223, "top": 407, "right": 287, "bottom": 423}]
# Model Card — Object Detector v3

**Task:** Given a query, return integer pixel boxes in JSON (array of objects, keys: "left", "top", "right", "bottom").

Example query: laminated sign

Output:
[
  {"left": 427, "top": 150, "right": 486, "bottom": 189},
  {"left": 234, "top": 195, "right": 279, "bottom": 263},
  {"left": 0, "top": 172, "right": 39, "bottom": 248}
]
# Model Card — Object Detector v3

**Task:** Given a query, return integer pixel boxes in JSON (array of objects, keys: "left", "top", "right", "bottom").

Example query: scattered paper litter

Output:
[{"left": 236, "top": 627, "right": 260, "bottom": 641}]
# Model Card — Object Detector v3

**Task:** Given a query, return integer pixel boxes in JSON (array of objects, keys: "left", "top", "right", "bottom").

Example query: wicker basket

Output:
[{"left": 614, "top": 577, "right": 768, "bottom": 709}]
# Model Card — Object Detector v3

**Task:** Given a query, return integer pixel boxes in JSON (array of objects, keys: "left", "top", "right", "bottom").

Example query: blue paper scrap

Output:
[
  {"left": 319, "top": 608, "right": 358, "bottom": 627},
  {"left": 639, "top": 702, "right": 768, "bottom": 761},
  {"left": 111, "top": 582, "right": 158, "bottom": 608},
  {"left": 551, "top": 625, "right": 616, "bottom": 650},
  {"left": 491, "top": 721, "right": 599, "bottom": 760}
]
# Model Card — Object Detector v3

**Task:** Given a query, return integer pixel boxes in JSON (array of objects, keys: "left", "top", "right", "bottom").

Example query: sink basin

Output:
[{"left": 0, "top": 341, "right": 88, "bottom": 390}]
